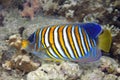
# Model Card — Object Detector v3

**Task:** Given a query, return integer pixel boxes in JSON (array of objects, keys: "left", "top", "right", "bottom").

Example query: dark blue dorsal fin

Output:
[{"left": 79, "top": 23, "right": 102, "bottom": 38}]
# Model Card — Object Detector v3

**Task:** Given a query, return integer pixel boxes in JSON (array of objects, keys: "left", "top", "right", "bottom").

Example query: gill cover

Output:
[{"left": 98, "top": 29, "right": 112, "bottom": 52}]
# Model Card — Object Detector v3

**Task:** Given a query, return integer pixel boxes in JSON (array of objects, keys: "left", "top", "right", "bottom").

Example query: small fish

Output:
[{"left": 21, "top": 23, "right": 112, "bottom": 62}]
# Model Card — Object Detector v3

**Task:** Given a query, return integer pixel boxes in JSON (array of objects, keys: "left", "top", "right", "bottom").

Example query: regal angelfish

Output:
[{"left": 21, "top": 23, "right": 112, "bottom": 62}]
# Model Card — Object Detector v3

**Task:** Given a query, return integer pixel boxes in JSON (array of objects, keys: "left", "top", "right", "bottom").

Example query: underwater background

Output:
[{"left": 0, "top": 0, "right": 120, "bottom": 80}]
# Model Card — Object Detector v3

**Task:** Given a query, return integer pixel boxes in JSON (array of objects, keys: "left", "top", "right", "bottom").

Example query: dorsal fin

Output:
[{"left": 80, "top": 23, "right": 102, "bottom": 38}]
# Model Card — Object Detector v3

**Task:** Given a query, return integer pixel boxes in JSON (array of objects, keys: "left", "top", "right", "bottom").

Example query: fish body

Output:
[{"left": 21, "top": 23, "right": 111, "bottom": 62}]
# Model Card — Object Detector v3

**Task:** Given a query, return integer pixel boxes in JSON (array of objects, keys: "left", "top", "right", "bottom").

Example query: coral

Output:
[
  {"left": 38, "top": 0, "right": 120, "bottom": 28},
  {"left": 103, "top": 74, "right": 117, "bottom": 80},
  {"left": 118, "top": 76, "right": 120, "bottom": 80},
  {"left": 2, "top": 34, "right": 40, "bottom": 73},
  {"left": 83, "top": 14, "right": 99, "bottom": 23},
  {"left": 2, "top": 54, "right": 40, "bottom": 73},
  {"left": 27, "top": 61, "right": 83, "bottom": 80},
  {"left": 20, "top": 0, "right": 40, "bottom": 20},
  {"left": 8, "top": 34, "right": 22, "bottom": 50},
  {"left": 20, "top": 4, "right": 35, "bottom": 20},
  {"left": 102, "top": 24, "right": 120, "bottom": 37},
  {"left": 40, "top": 0, "right": 59, "bottom": 15},
  {"left": 80, "top": 69, "right": 104, "bottom": 80},
  {"left": 65, "top": 10, "right": 74, "bottom": 21},
  {"left": 110, "top": 32, "right": 120, "bottom": 62},
  {"left": 97, "top": 1, "right": 120, "bottom": 27},
  {"left": 99, "top": 56, "right": 119, "bottom": 74}
]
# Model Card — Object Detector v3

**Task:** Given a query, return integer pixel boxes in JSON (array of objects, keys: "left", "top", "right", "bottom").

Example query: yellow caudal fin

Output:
[{"left": 98, "top": 29, "right": 112, "bottom": 52}]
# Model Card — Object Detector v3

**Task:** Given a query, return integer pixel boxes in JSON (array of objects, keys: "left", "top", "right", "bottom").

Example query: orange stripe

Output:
[
  {"left": 67, "top": 25, "right": 79, "bottom": 58},
  {"left": 90, "top": 39, "right": 94, "bottom": 47},
  {"left": 82, "top": 28, "right": 90, "bottom": 51},
  {"left": 75, "top": 26, "right": 85, "bottom": 56},
  {"left": 41, "top": 27, "right": 55, "bottom": 59},
  {"left": 58, "top": 25, "right": 72, "bottom": 59},
  {"left": 49, "top": 25, "right": 63, "bottom": 59},
  {"left": 35, "top": 29, "right": 40, "bottom": 51}
]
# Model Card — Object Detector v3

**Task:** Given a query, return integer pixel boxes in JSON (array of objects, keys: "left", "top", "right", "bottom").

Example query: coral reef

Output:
[{"left": 38, "top": 0, "right": 120, "bottom": 27}]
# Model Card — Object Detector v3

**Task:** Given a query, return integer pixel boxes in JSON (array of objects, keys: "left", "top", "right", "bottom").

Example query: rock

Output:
[
  {"left": 27, "top": 61, "right": 83, "bottom": 80},
  {"left": 20, "top": 0, "right": 40, "bottom": 20},
  {"left": 99, "top": 56, "right": 119, "bottom": 74},
  {"left": 110, "top": 32, "right": 120, "bottom": 56},
  {"left": 8, "top": 34, "right": 22, "bottom": 50},
  {"left": 80, "top": 69, "right": 104, "bottom": 80},
  {"left": 116, "top": 67, "right": 120, "bottom": 74},
  {"left": 118, "top": 76, "right": 120, "bottom": 80},
  {"left": 2, "top": 54, "right": 40, "bottom": 73},
  {"left": 103, "top": 74, "right": 117, "bottom": 80}
]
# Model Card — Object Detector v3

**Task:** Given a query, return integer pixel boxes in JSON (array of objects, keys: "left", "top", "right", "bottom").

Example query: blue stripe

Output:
[
  {"left": 92, "top": 39, "right": 97, "bottom": 57},
  {"left": 34, "top": 31, "right": 37, "bottom": 50},
  {"left": 38, "top": 28, "right": 43, "bottom": 48}
]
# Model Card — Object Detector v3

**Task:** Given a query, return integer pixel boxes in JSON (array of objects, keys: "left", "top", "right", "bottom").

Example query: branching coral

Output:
[{"left": 102, "top": 24, "right": 120, "bottom": 37}]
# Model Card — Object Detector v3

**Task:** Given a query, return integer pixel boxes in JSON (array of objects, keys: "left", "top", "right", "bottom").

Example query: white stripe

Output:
[
  {"left": 54, "top": 26, "right": 67, "bottom": 58},
  {"left": 45, "top": 27, "right": 58, "bottom": 58},
  {"left": 63, "top": 25, "right": 75, "bottom": 59},
  {"left": 72, "top": 26, "right": 82, "bottom": 58},
  {"left": 78, "top": 27, "right": 87, "bottom": 54}
]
